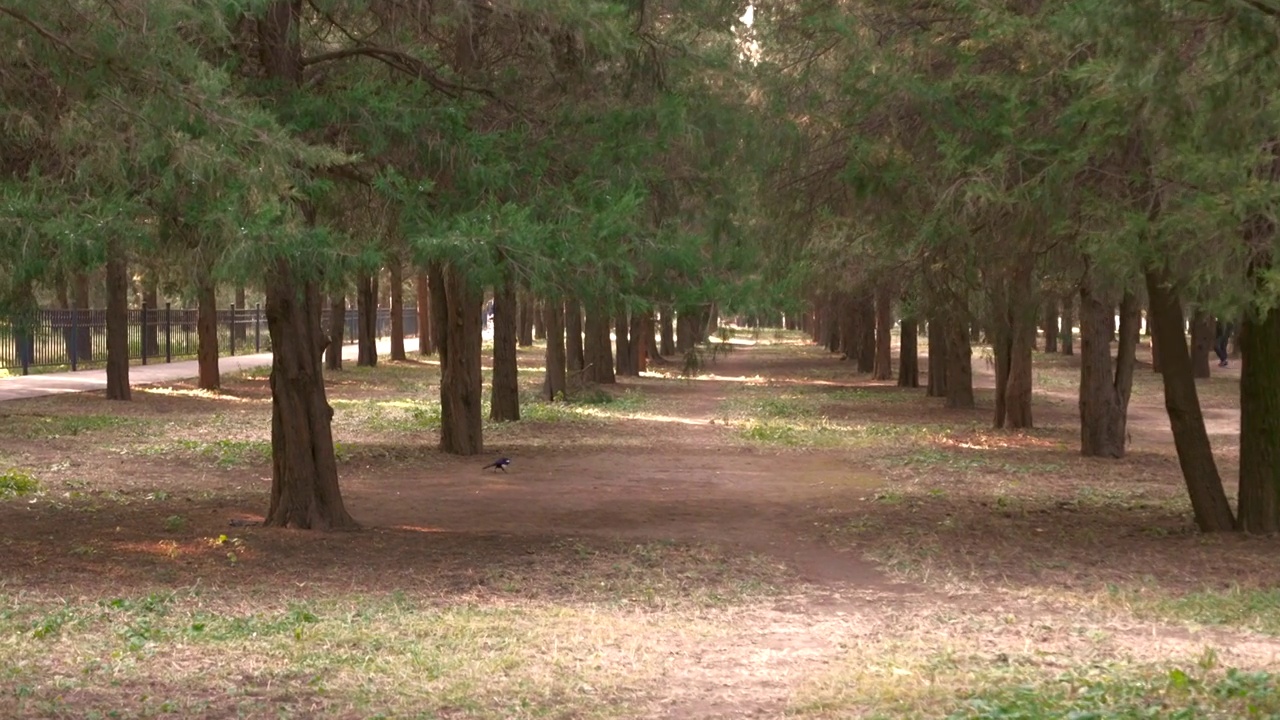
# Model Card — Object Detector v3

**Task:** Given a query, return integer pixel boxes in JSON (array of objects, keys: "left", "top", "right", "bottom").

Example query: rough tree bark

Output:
[
  {"left": 898, "top": 317, "right": 919, "bottom": 388},
  {"left": 642, "top": 311, "right": 661, "bottom": 366},
  {"left": 660, "top": 307, "right": 675, "bottom": 356},
  {"left": 431, "top": 261, "right": 484, "bottom": 454},
  {"left": 1238, "top": 287, "right": 1280, "bottom": 532},
  {"left": 857, "top": 294, "right": 876, "bottom": 373},
  {"left": 517, "top": 291, "right": 534, "bottom": 347},
  {"left": 104, "top": 238, "right": 130, "bottom": 401},
  {"left": 356, "top": 271, "right": 377, "bottom": 367},
  {"left": 1043, "top": 299, "right": 1058, "bottom": 353},
  {"left": 1060, "top": 294, "right": 1074, "bottom": 356},
  {"left": 872, "top": 286, "right": 893, "bottom": 381},
  {"left": 73, "top": 271, "right": 93, "bottom": 361},
  {"left": 258, "top": 0, "right": 356, "bottom": 529},
  {"left": 196, "top": 272, "right": 220, "bottom": 391},
  {"left": 325, "top": 294, "right": 344, "bottom": 371},
  {"left": 533, "top": 299, "right": 546, "bottom": 341},
  {"left": 992, "top": 261, "right": 1035, "bottom": 429},
  {"left": 1078, "top": 285, "right": 1139, "bottom": 457},
  {"left": 490, "top": 269, "right": 520, "bottom": 422},
  {"left": 415, "top": 270, "right": 434, "bottom": 356},
  {"left": 945, "top": 318, "right": 974, "bottom": 409},
  {"left": 629, "top": 313, "right": 645, "bottom": 373},
  {"left": 566, "top": 300, "right": 584, "bottom": 376},
  {"left": 584, "top": 307, "right": 616, "bottom": 383},
  {"left": 389, "top": 260, "right": 406, "bottom": 361},
  {"left": 142, "top": 273, "right": 160, "bottom": 358},
  {"left": 926, "top": 317, "right": 948, "bottom": 398},
  {"left": 615, "top": 312, "right": 635, "bottom": 376},
  {"left": 544, "top": 301, "right": 567, "bottom": 400},
  {"left": 676, "top": 308, "right": 696, "bottom": 352},
  {"left": 1145, "top": 269, "right": 1235, "bottom": 531}
]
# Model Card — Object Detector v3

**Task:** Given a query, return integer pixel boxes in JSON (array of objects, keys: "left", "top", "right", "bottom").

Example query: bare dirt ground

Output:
[{"left": 0, "top": 335, "right": 1277, "bottom": 718}]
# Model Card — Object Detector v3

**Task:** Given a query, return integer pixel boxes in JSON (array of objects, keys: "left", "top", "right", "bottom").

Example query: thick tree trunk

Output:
[
  {"left": 945, "top": 318, "right": 974, "bottom": 409},
  {"left": 356, "top": 272, "right": 378, "bottom": 367},
  {"left": 1151, "top": 330, "right": 1162, "bottom": 374},
  {"left": 566, "top": 300, "right": 584, "bottom": 376},
  {"left": 838, "top": 293, "right": 857, "bottom": 359},
  {"left": 584, "top": 307, "right": 616, "bottom": 384},
  {"left": 490, "top": 270, "right": 520, "bottom": 422},
  {"left": 629, "top": 313, "right": 645, "bottom": 373},
  {"left": 926, "top": 317, "right": 948, "bottom": 398},
  {"left": 325, "top": 294, "right": 344, "bottom": 371},
  {"left": 1238, "top": 303, "right": 1280, "bottom": 532},
  {"left": 258, "top": 0, "right": 356, "bottom": 530},
  {"left": 263, "top": 258, "right": 357, "bottom": 529},
  {"left": 872, "top": 286, "right": 893, "bottom": 381},
  {"left": 544, "top": 301, "right": 567, "bottom": 401},
  {"left": 73, "top": 271, "right": 93, "bottom": 361},
  {"left": 993, "top": 262, "right": 1036, "bottom": 429},
  {"left": 105, "top": 240, "right": 130, "bottom": 401},
  {"left": 615, "top": 312, "right": 635, "bottom": 376},
  {"left": 1060, "top": 295, "right": 1075, "bottom": 356},
  {"left": 431, "top": 261, "right": 484, "bottom": 454},
  {"left": 196, "top": 273, "right": 220, "bottom": 391},
  {"left": 415, "top": 270, "right": 434, "bottom": 356},
  {"left": 1145, "top": 269, "right": 1236, "bottom": 532},
  {"left": 898, "top": 318, "right": 919, "bottom": 388},
  {"left": 1078, "top": 286, "right": 1139, "bottom": 457},
  {"left": 1190, "top": 309, "right": 1213, "bottom": 379},
  {"left": 518, "top": 292, "right": 534, "bottom": 347},
  {"left": 857, "top": 294, "right": 876, "bottom": 373},
  {"left": 389, "top": 260, "right": 406, "bottom": 361},
  {"left": 676, "top": 308, "right": 696, "bottom": 352},
  {"left": 1043, "top": 299, "right": 1058, "bottom": 353},
  {"left": 660, "top": 307, "right": 675, "bottom": 356},
  {"left": 642, "top": 311, "right": 661, "bottom": 365}
]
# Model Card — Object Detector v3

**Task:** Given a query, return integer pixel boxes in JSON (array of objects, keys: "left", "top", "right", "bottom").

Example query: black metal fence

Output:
[{"left": 0, "top": 304, "right": 421, "bottom": 375}]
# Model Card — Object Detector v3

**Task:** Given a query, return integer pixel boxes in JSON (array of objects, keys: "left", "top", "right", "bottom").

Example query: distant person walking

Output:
[{"left": 1214, "top": 318, "right": 1233, "bottom": 368}]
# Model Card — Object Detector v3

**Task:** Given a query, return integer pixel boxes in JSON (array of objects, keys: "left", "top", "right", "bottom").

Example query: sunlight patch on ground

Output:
[{"left": 141, "top": 387, "right": 258, "bottom": 403}]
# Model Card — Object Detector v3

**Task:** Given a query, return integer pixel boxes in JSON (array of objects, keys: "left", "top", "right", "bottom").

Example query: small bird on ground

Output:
[{"left": 482, "top": 457, "right": 511, "bottom": 472}]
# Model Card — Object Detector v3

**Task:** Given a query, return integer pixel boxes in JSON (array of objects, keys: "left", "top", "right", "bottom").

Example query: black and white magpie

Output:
[{"left": 482, "top": 457, "right": 511, "bottom": 472}]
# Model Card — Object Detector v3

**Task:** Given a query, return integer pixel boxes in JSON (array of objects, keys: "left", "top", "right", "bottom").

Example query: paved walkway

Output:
[{"left": 0, "top": 337, "right": 424, "bottom": 402}]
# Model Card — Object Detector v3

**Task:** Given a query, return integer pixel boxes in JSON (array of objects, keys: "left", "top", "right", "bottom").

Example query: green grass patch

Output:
[
  {"left": 0, "top": 413, "right": 136, "bottom": 439},
  {"left": 1120, "top": 587, "right": 1280, "bottom": 636},
  {"left": 0, "top": 469, "right": 39, "bottom": 498},
  {"left": 171, "top": 439, "right": 271, "bottom": 467}
]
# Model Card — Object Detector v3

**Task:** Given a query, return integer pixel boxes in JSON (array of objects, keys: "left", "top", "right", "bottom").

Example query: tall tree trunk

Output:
[
  {"left": 898, "top": 317, "right": 919, "bottom": 388},
  {"left": 104, "top": 239, "right": 130, "bottom": 401},
  {"left": 196, "top": 272, "right": 220, "bottom": 391},
  {"left": 1060, "top": 295, "right": 1075, "bottom": 356},
  {"left": 142, "top": 273, "right": 160, "bottom": 358},
  {"left": 926, "top": 317, "right": 948, "bottom": 398},
  {"left": 945, "top": 317, "right": 974, "bottom": 409},
  {"left": 584, "top": 307, "right": 615, "bottom": 384},
  {"left": 660, "top": 307, "right": 675, "bottom": 356},
  {"left": 263, "top": 257, "right": 357, "bottom": 529},
  {"left": 615, "top": 312, "right": 635, "bottom": 376},
  {"left": 993, "top": 262, "right": 1036, "bottom": 429},
  {"left": 1238, "top": 295, "right": 1280, "bottom": 532},
  {"left": 1190, "top": 309, "right": 1213, "bottom": 379},
  {"left": 838, "top": 292, "right": 857, "bottom": 359},
  {"left": 642, "top": 311, "right": 661, "bottom": 365},
  {"left": 872, "top": 286, "right": 893, "bottom": 381},
  {"left": 73, "top": 271, "right": 93, "bottom": 361},
  {"left": 1145, "top": 269, "right": 1236, "bottom": 532},
  {"left": 517, "top": 292, "right": 534, "bottom": 347},
  {"left": 258, "top": 0, "right": 356, "bottom": 529},
  {"left": 432, "top": 261, "right": 484, "bottom": 454},
  {"left": 629, "top": 313, "right": 644, "bottom": 373},
  {"left": 490, "top": 270, "right": 520, "bottom": 422},
  {"left": 857, "top": 294, "right": 876, "bottom": 373},
  {"left": 705, "top": 301, "right": 720, "bottom": 338},
  {"left": 1043, "top": 299, "right": 1059, "bottom": 353},
  {"left": 325, "top": 294, "right": 344, "bottom": 371},
  {"left": 544, "top": 301, "right": 567, "bottom": 401},
  {"left": 389, "top": 260, "right": 406, "bottom": 361},
  {"left": 415, "top": 270, "right": 434, "bottom": 356},
  {"left": 1079, "top": 286, "right": 1139, "bottom": 457},
  {"left": 676, "top": 308, "right": 696, "bottom": 352},
  {"left": 356, "top": 272, "right": 377, "bottom": 367},
  {"left": 566, "top": 300, "right": 584, "bottom": 376}
]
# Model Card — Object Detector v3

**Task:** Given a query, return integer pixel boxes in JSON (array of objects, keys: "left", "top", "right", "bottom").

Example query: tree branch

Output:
[{"left": 0, "top": 5, "right": 92, "bottom": 60}]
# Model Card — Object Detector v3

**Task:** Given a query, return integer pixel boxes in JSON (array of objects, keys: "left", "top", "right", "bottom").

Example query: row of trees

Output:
[{"left": 4, "top": 1, "right": 1278, "bottom": 533}]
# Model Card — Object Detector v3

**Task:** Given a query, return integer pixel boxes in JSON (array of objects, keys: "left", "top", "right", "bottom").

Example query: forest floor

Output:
[{"left": 0, "top": 331, "right": 1277, "bottom": 719}]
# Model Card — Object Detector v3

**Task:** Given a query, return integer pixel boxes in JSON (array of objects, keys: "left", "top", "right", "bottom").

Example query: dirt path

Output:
[{"left": 347, "top": 347, "right": 901, "bottom": 593}]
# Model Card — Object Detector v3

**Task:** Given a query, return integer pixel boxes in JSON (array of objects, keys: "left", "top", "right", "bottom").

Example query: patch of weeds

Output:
[
  {"left": 163, "top": 515, "right": 187, "bottom": 532},
  {"left": 1122, "top": 587, "right": 1280, "bottom": 636},
  {"left": 173, "top": 439, "right": 270, "bottom": 467},
  {"left": 947, "top": 666, "right": 1280, "bottom": 719},
  {"left": 0, "top": 414, "right": 136, "bottom": 439},
  {"left": 0, "top": 469, "right": 39, "bottom": 498}
]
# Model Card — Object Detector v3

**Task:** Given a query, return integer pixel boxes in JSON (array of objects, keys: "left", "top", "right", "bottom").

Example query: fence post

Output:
[
  {"left": 70, "top": 308, "right": 79, "bottom": 371},
  {"left": 141, "top": 301, "right": 149, "bottom": 365},
  {"left": 229, "top": 303, "right": 236, "bottom": 356},
  {"left": 255, "top": 303, "right": 261, "bottom": 353},
  {"left": 165, "top": 302, "right": 172, "bottom": 363}
]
